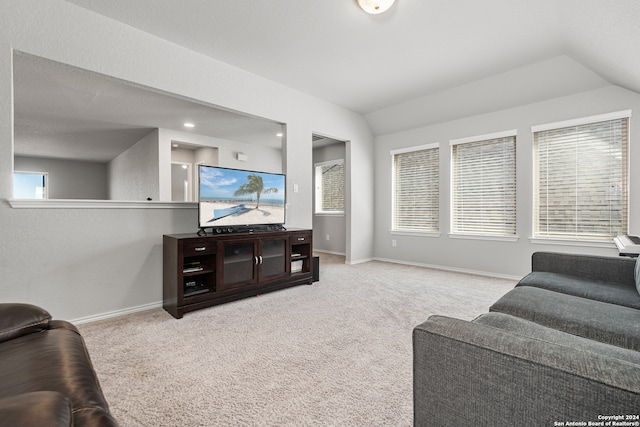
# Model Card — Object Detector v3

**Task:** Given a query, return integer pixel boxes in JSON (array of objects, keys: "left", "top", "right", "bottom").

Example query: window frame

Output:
[
  {"left": 531, "top": 110, "right": 630, "bottom": 245},
  {"left": 390, "top": 143, "right": 440, "bottom": 236},
  {"left": 449, "top": 130, "right": 518, "bottom": 242},
  {"left": 314, "top": 158, "right": 345, "bottom": 215}
]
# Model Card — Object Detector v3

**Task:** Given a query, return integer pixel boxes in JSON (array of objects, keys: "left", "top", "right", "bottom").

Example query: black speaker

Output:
[{"left": 312, "top": 256, "right": 320, "bottom": 282}]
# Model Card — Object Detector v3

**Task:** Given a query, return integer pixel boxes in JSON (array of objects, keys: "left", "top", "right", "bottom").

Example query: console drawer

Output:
[
  {"left": 183, "top": 241, "right": 216, "bottom": 256},
  {"left": 291, "top": 233, "right": 311, "bottom": 244}
]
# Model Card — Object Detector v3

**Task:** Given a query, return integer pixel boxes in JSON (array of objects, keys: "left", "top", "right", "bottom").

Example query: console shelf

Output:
[{"left": 163, "top": 229, "right": 313, "bottom": 318}]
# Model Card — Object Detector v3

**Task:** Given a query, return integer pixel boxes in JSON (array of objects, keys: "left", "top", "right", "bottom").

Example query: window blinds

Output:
[
  {"left": 534, "top": 117, "right": 628, "bottom": 239},
  {"left": 451, "top": 135, "right": 516, "bottom": 236},
  {"left": 393, "top": 146, "right": 439, "bottom": 231},
  {"left": 320, "top": 161, "right": 344, "bottom": 212}
]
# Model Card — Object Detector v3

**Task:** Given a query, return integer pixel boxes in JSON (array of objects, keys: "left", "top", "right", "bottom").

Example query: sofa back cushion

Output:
[
  {"left": 634, "top": 256, "right": 640, "bottom": 296},
  {"left": 517, "top": 271, "right": 640, "bottom": 310},
  {"left": 531, "top": 252, "right": 635, "bottom": 286}
]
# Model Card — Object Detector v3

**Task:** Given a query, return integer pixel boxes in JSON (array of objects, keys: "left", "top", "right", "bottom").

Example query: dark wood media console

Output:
[{"left": 163, "top": 229, "right": 313, "bottom": 318}]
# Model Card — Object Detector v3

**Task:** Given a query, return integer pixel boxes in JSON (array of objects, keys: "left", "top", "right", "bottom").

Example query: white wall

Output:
[
  {"left": 194, "top": 147, "right": 217, "bottom": 167},
  {"left": 14, "top": 156, "right": 108, "bottom": 199},
  {"left": 0, "top": 0, "right": 374, "bottom": 321},
  {"left": 160, "top": 128, "right": 283, "bottom": 174},
  {"left": 374, "top": 85, "right": 640, "bottom": 278},
  {"left": 168, "top": 130, "right": 283, "bottom": 202},
  {"left": 108, "top": 129, "right": 160, "bottom": 201}
]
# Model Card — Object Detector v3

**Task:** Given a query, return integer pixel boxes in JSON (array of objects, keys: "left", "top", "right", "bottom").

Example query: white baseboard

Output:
[
  {"left": 71, "top": 301, "right": 162, "bottom": 324},
  {"left": 373, "top": 257, "right": 521, "bottom": 281},
  {"left": 313, "top": 249, "right": 374, "bottom": 265},
  {"left": 70, "top": 259, "right": 517, "bottom": 324},
  {"left": 347, "top": 257, "right": 375, "bottom": 265},
  {"left": 313, "top": 249, "right": 346, "bottom": 256}
]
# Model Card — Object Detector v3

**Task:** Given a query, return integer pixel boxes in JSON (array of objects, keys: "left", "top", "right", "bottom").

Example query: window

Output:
[
  {"left": 450, "top": 131, "right": 517, "bottom": 237},
  {"left": 533, "top": 111, "right": 629, "bottom": 241},
  {"left": 13, "top": 172, "right": 47, "bottom": 199},
  {"left": 391, "top": 144, "right": 439, "bottom": 232},
  {"left": 314, "top": 159, "right": 344, "bottom": 214}
]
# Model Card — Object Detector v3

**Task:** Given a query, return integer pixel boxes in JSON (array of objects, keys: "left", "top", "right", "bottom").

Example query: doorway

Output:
[
  {"left": 171, "top": 162, "right": 191, "bottom": 202},
  {"left": 312, "top": 134, "right": 347, "bottom": 256}
]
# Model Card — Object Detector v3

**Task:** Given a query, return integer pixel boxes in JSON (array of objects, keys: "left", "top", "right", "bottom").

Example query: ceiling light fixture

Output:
[
  {"left": 184, "top": 122, "right": 195, "bottom": 128},
  {"left": 356, "top": 0, "right": 396, "bottom": 14}
]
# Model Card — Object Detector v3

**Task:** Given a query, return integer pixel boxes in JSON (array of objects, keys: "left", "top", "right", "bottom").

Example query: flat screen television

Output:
[{"left": 198, "top": 165, "right": 286, "bottom": 233}]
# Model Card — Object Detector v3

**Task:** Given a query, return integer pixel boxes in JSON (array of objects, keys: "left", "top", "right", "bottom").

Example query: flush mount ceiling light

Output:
[
  {"left": 183, "top": 122, "right": 195, "bottom": 128},
  {"left": 356, "top": 0, "right": 396, "bottom": 14}
]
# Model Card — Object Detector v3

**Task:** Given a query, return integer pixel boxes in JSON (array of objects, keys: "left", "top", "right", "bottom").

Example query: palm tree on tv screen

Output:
[{"left": 233, "top": 174, "right": 278, "bottom": 209}]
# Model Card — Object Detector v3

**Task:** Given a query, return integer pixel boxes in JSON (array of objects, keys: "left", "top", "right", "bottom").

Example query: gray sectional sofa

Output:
[{"left": 413, "top": 252, "right": 640, "bottom": 427}]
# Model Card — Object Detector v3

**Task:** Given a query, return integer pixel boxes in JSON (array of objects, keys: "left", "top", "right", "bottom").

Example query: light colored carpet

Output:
[{"left": 78, "top": 254, "right": 517, "bottom": 426}]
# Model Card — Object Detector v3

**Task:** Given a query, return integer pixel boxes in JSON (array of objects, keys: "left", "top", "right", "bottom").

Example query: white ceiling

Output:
[
  {"left": 16, "top": 1, "right": 640, "bottom": 162},
  {"left": 13, "top": 53, "right": 284, "bottom": 162},
  {"left": 63, "top": 0, "right": 640, "bottom": 115}
]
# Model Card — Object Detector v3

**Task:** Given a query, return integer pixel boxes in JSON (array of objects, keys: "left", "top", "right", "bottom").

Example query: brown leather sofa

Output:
[{"left": 0, "top": 303, "right": 118, "bottom": 426}]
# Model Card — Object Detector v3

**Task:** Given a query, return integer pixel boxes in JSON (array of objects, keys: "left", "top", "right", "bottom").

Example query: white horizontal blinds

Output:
[
  {"left": 393, "top": 147, "right": 439, "bottom": 231},
  {"left": 534, "top": 117, "right": 628, "bottom": 239},
  {"left": 451, "top": 135, "right": 516, "bottom": 235},
  {"left": 320, "top": 162, "right": 344, "bottom": 212}
]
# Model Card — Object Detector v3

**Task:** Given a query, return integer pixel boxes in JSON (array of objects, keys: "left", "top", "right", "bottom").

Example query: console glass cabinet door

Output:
[
  {"left": 258, "top": 236, "right": 289, "bottom": 280},
  {"left": 219, "top": 240, "right": 257, "bottom": 289},
  {"left": 218, "top": 235, "right": 290, "bottom": 290}
]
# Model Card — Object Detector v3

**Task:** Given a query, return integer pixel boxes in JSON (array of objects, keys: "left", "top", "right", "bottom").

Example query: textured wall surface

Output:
[{"left": 0, "top": 0, "right": 374, "bottom": 321}]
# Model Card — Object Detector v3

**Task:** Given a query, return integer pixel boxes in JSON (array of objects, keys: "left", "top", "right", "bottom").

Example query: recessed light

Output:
[
  {"left": 184, "top": 123, "right": 195, "bottom": 128},
  {"left": 276, "top": 133, "right": 283, "bottom": 137}
]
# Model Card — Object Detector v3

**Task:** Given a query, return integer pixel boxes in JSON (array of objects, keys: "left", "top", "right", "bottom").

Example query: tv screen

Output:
[{"left": 198, "top": 165, "right": 286, "bottom": 230}]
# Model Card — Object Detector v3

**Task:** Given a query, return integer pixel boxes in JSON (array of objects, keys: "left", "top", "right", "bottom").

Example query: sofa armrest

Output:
[
  {"left": 531, "top": 251, "right": 635, "bottom": 286},
  {"left": 0, "top": 391, "right": 72, "bottom": 427},
  {"left": 0, "top": 303, "right": 51, "bottom": 344},
  {"left": 413, "top": 315, "right": 640, "bottom": 427}
]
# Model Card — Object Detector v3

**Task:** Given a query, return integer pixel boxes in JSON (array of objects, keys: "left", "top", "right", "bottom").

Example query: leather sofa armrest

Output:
[
  {"left": 49, "top": 319, "right": 81, "bottom": 335},
  {"left": 0, "top": 303, "right": 52, "bottom": 343},
  {"left": 0, "top": 391, "right": 72, "bottom": 427}
]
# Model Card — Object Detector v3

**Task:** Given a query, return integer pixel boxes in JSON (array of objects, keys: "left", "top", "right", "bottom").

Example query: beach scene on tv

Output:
[{"left": 199, "top": 167, "right": 286, "bottom": 227}]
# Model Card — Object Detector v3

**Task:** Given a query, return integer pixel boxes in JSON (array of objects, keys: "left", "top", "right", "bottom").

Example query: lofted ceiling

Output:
[
  {"left": 16, "top": 1, "right": 640, "bottom": 162},
  {"left": 62, "top": 0, "right": 640, "bottom": 116}
]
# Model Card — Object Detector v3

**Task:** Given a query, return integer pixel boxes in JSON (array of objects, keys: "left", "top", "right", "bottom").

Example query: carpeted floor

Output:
[{"left": 78, "top": 254, "right": 517, "bottom": 426}]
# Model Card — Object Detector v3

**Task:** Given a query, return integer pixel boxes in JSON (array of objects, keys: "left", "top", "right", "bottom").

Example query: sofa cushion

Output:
[
  {"left": 0, "top": 327, "right": 114, "bottom": 423},
  {"left": 0, "top": 303, "right": 51, "bottom": 344},
  {"left": 490, "top": 286, "right": 640, "bottom": 351},
  {"left": 517, "top": 271, "right": 640, "bottom": 310},
  {"left": 474, "top": 312, "right": 640, "bottom": 365},
  {"left": 635, "top": 256, "right": 640, "bottom": 296},
  {"left": 414, "top": 315, "right": 640, "bottom": 425},
  {"left": 0, "top": 391, "right": 72, "bottom": 427}
]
